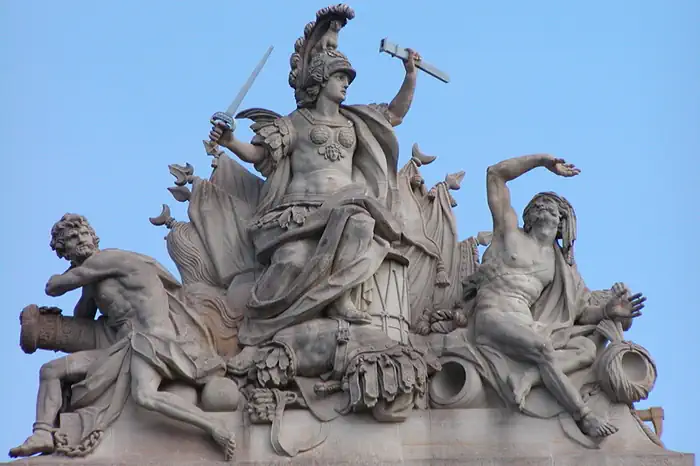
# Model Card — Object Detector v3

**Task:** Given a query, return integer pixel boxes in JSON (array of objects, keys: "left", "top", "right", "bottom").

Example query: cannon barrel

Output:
[{"left": 19, "top": 305, "right": 100, "bottom": 354}]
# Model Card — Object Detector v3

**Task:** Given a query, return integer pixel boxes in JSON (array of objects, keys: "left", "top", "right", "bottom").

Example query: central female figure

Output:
[{"left": 210, "top": 12, "right": 421, "bottom": 346}]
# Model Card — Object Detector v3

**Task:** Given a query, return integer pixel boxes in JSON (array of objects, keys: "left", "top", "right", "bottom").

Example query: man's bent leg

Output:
[
  {"left": 129, "top": 354, "right": 236, "bottom": 459},
  {"left": 520, "top": 339, "right": 616, "bottom": 437},
  {"left": 9, "top": 350, "right": 102, "bottom": 457},
  {"left": 476, "top": 311, "right": 617, "bottom": 437},
  {"left": 512, "top": 336, "right": 598, "bottom": 404}
]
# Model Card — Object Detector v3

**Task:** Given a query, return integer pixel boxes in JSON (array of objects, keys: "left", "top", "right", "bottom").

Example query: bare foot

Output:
[
  {"left": 578, "top": 411, "right": 619, "bottom": 438},
  {"left": 508, "top": 370, "right": 538, "bottom": 410},
  {"left": 9, "top": 430, "right": 55, "bottom": 458},
  {"left": 327, "top": 294, "right": 372, "bottom": 324},
  {"left": 212, "top": 426, "right": 236, "bottom": 461}
]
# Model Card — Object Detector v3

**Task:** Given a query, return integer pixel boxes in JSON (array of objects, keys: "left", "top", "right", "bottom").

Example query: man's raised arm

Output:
[{"left": 487, "top": 154, "right": 577, "bottom": 235}]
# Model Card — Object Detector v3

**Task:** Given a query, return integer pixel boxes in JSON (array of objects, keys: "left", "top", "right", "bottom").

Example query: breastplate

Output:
[{"left": 299, "top": 108, "right": 356, "bottom": 162}]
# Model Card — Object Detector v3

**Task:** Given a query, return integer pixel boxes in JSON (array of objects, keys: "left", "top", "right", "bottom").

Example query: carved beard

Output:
[
  {"left": 526, "top": 211, "right": 560, "bottom": 238},
  {"left": 533, "top": 210, "right": 558, "bottom": 225},
  {"left": 67, "top": 242, "right": 97, "bottom": 265}
]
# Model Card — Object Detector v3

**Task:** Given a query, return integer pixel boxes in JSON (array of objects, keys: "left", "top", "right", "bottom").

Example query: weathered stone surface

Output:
[{"left": 4, "top": 399, "right": 694, "bottom": 465}]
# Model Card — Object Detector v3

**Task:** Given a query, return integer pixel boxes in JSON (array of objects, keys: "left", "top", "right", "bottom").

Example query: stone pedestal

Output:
[{"left": 6, "top": 398, "right": 694, "bottom": 465}]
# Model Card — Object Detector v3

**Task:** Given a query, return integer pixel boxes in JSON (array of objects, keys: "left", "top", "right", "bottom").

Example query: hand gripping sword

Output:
[{"left": 210, "top": 45, "right": 274, "bottom": 134}]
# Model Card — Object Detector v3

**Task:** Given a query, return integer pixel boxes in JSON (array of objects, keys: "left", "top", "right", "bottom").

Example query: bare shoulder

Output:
[{"left": 83, "top": 249, "right": 133, "bottom": 270}]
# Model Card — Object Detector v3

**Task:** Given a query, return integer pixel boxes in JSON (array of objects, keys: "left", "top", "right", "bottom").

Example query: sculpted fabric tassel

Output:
[{"left": 434, "top": 259, "right": 451, "bottom": 288}]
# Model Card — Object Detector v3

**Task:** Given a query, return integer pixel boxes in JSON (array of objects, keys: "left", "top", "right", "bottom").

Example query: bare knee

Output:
[
  {"left": 130, "top": 363, "right": 160, "bottom": 411},
  {"left": 272, "top": 242, "right": 312, "bottom": 269},
  {"left": 530, "top": 339, "right": 556, "bottom": 366},
  {"left": 340, "top": 212, "right": 374, "bottom": 241},
  {"left": 132, "top": 384, "right": 157, "bottom": 410},
  {"left": 39, "top": 360, "right": 64, "bottom": 381},
  {"left": 347, "top": 212, "right": 375, "bottom": 231}
]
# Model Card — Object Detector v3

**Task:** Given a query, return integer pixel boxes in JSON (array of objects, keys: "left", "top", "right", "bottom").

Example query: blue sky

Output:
[{"left": 1, "top": 0, "right": 698, "bottom": 457}]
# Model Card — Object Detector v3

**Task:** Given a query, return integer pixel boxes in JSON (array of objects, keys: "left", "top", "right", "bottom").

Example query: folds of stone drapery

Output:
[
  {"left": 190, "top": 153, "right": 264, "bottom": 288},
  {"left": 421, "top": 178, "right": 475, "bottom": 311},
  {"left": 396, "top": 155, "right": 478, "bottom": 326},
  {"left": 397, "top": 159, "right": 439, "bottom": 320},
  {"left": 153, "top": 152, "right": 265, "bottom": 359},
  {"left": 239, "top": 193, "right": 403, "bottom": 346},
  {"left": 54, "top": 264, "right": 226, "bottom": 457},
  {"left": 160, "top": 146, "right": 482, "bottom": 350}
]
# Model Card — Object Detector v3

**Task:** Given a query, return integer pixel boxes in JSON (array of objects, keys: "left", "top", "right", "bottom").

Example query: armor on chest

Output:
[{"left": 298, "top": 108, "right": 356, "bottom": 162}]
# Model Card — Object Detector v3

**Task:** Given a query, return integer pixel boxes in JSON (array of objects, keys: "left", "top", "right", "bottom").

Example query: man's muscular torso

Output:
[
  {"left": 81, "top": 250, "right": 176, "bottom": 337},
  {"left": 476, "top": 229, "right": 556, "bottom": 320},
  {"left": 286, "top": 108, "right": 358, "bottom": 197}
]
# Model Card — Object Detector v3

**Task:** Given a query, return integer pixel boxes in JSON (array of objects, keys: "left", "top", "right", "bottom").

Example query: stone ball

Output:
[{"left": 200, "top": 377, "right": 240, "bottom": 412}]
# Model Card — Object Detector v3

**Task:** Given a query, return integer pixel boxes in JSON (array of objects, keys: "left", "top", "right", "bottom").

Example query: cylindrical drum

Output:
[
  {"left": 20, "top": 304, "right": 100, "bottom": 354},
  {"left": 357, "top": 251, "right": 411, "bottom": 344}
]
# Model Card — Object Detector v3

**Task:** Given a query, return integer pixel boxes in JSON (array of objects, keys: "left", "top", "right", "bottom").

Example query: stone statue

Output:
[
  {"left": 208, "top": 4, "right": 426, "bottom": 340},
  {"left": 7, "top": 4, "right": 691, "bottom": 465},
  {"left": 470, "top": 154, "right": 645, "bottom": 436},
  {"left": 10, "top": 214, "right": 236, "bottom": 460}
]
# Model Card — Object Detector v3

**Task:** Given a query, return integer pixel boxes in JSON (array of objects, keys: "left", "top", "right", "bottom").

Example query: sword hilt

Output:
[
  {"left": 208, "top": 113, "right": 236, "bottom": 165},
  {"left": 209, "top": 112, "right": 236, "bottom": 155},
  {"left": 211, "top": 111, "right": 236, "bottom": 131}
]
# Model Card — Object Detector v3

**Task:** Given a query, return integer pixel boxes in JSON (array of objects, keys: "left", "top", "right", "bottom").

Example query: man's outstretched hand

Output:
[
  {"left": 544, "top": 156, "right": 581, "bottom": 178},
  {"left": 605, "top": 283, "right": 647, "bottom": 320}
]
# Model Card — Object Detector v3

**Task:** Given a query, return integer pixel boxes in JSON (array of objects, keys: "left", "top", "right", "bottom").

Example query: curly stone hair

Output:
[{"left": 50, "top": 213, "right": 100, "bottom": 259}]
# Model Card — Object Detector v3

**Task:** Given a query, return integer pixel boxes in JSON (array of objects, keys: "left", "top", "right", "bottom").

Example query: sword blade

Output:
[
  {"left": 225, "top": 45, "right": 274, "bottom": 115},
  {"left": 379, "top": 38, "right": 450, "bottom": 84}
]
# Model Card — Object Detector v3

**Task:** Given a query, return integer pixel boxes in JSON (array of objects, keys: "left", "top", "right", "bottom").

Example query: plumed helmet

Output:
[{"left": 288, "top": 4, "right": 356, "bottom": 107}]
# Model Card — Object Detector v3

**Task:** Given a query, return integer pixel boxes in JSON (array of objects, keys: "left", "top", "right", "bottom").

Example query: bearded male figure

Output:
[
  {"left": 468, "top": 154, "right": 646, "bottom": 438},
  {"left": 209, "top": 5, "right": 426, "bottom": 345},
  {"left": 10, "top": 214, "right": 236, "bottom": 460}
]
